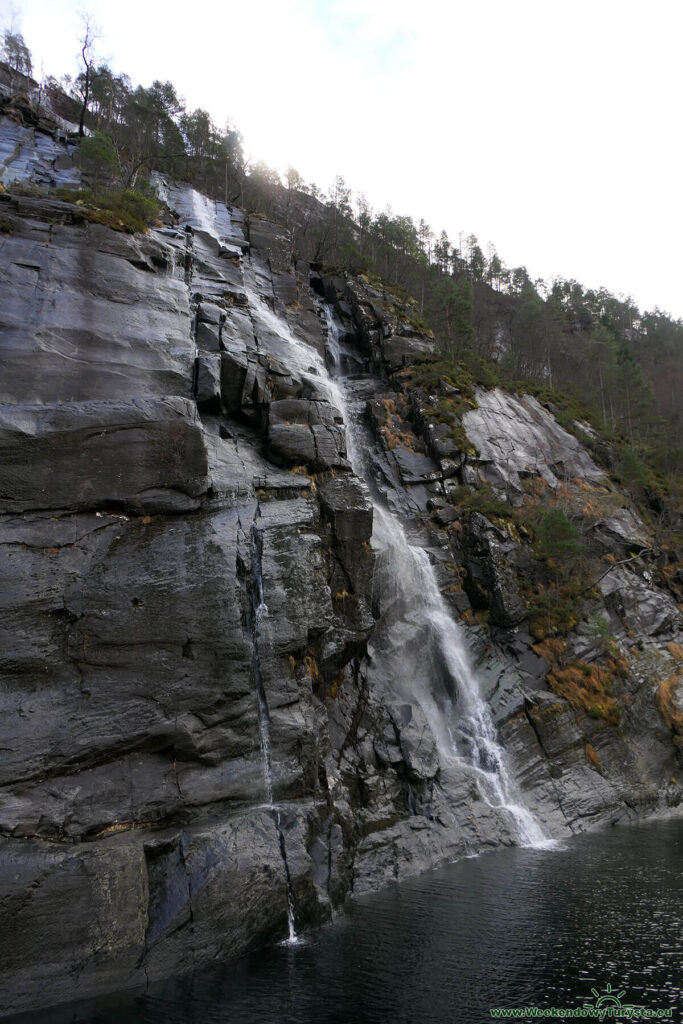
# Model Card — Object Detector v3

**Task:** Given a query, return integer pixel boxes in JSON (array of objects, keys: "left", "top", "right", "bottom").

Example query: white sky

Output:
[{"left": 4, "top": 0, "right": 683, "bottom": 318}]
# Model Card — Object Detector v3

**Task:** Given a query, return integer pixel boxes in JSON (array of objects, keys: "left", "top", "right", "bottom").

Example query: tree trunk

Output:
[{"left": 78, "top": 58, "right": 90, "bottom": 137}]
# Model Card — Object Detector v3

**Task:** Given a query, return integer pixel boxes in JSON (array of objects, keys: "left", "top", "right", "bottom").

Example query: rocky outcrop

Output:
[
  {"left": 0, "top": 117, "right": 681, "bottom": 1019},
  {"left": 462, "top": 389, "right": 606, "bottom": 499}
]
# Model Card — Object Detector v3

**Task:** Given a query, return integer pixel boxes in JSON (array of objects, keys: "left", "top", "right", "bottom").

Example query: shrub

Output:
[
  {"left": 535, "top": 508, "right": 583, "bottom": 565},
  {"left": 454, "top": 484, "right": 511, "bottom": 520},
  {"left": 75, "top": 188, "right": 161, "bottom": 234},
  {"left": 78, "top": 131, "right": 118, "bottom": 192}
]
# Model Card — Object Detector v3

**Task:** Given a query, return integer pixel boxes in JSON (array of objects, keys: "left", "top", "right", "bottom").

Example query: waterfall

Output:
[
  {"left": 249, "top": 522, "right": 274, "bottom": 805},
  {"left": 323, "top": 304, "right": 342, "bottom": 372},
  {"left": 370, "top": 506, "right": 548, "bottom": 847},
  {"left": 190, "top": 190, "right": 218, "bottom": 238},
  {"left": 322, "top": 303, "right": 550, "bottom": 849},
  {"left": 165, "top": 182, "right": 547, "bottom": 868}
]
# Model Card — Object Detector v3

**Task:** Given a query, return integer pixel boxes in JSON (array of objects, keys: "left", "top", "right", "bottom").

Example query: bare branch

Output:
[
  {"left": 76, "top": 11, "right": 101, "bottom": 136},
  {"left": 581, "top": 549, "right": 651, "bottom": 596}
]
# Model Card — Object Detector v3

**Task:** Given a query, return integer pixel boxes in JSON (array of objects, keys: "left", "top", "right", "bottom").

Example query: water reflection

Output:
[{"left": 31, "top": 819, "right": 682, "bottom": 1024}]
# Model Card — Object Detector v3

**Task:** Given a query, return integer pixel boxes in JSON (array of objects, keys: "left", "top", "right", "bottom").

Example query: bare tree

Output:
[{"left": 76, "top": 12, "right": 100, "bottom": 137}]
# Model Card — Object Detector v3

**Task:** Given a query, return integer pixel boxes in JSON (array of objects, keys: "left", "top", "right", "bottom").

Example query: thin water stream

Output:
[{"left": 247, "top": 518, "right": 298, "bottom": 945}]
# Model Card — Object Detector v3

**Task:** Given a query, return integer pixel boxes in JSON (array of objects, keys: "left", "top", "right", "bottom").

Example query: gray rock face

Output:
[
  {"left": 463, "top": 389, "right": 605, "bottom": 497},
  {"left": 0, "top": 172, "right": 369, "bottom": 1015},
  {"left": 462, "top": 513, "right": 527, "bottom": 628},
  {"left": 0, "top": 114, "right": 80, "bottom": 188},
  {"left": 0, "top": 397, "right": 208, "bottom": 513},
  {"left": 599, "top": 566, "right": 680, "bottom": 637},
  {"left": 267, "top": 398, "right": 348, "bottom": 471},
  {"left": 590, "top": 507, "right": 652, "bottom": 555},
  {"left": 0, "top": 123, "right": 681, "bottom": 1019}
]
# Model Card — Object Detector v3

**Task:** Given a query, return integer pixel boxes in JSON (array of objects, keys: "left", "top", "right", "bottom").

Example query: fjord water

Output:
[{"left": 37, "top": 819, "right": 682, "bottom": 1024}]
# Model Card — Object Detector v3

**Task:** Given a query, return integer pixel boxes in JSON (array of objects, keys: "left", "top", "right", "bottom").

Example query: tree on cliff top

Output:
[
  {"left": 1, "top": 29, "right": 33, "bottom": 92},
  {"left": 76, "top": 14, "right": 99, "bottom": 137},
  {"left": 1, "top": 29, "right": 32, "bottom": 75}
]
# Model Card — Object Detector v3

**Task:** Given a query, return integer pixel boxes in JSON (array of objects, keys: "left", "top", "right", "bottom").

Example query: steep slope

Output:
[{"left": 0, "top": 116, "right": 680, "bottom": 1018}]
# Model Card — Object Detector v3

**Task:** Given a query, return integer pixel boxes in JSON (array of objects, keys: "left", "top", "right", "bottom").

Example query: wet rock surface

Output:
[{"left": 0, "top": 121, "right": 681, "bottom": 1019}]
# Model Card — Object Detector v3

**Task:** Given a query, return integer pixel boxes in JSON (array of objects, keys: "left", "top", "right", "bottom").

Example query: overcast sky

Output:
[{"left": 4, "top": 0, "right": 682, "bottom": 318}]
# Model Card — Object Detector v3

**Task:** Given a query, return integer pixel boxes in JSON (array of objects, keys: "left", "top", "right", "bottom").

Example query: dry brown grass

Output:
[
  {"left": 585, "top": 743, "right": 601, "bottom": 769},
  {"left": 533, "top": 638, "right": 567, "bottom": 663},
  {"left": 548, "top": 662, "right": 620, "bottom": 725},
  {"left": 96, "top": 822, "right": 152, "bottom": 837},
  {"left": 328, "top": 668, "right": 344, "bottom": 699},
  {"left": 655, "top": 672, "right": 683, "bottom": 747},
  {"left": 304, "top": 654, "right": 319, "bottom": 680}
]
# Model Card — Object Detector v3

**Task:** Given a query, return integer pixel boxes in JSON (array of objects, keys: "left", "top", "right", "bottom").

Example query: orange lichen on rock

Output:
[{"left": 655, "top": 672, "right": 683, "bottom": 747}]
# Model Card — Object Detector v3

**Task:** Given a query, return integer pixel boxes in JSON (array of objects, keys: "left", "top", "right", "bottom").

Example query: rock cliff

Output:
[{"left": 0, "top": 116, "right": 681, "bottom": 1018}]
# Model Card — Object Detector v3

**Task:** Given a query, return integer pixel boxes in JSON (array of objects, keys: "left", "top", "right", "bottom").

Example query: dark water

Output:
[{"left": 36, "top": 819, "right": 682, "bottom": 1024}]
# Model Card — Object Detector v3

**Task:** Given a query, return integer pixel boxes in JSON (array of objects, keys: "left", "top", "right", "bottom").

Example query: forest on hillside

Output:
[{"left": 2, "top": 25, "right": 681, "bottom": 529}]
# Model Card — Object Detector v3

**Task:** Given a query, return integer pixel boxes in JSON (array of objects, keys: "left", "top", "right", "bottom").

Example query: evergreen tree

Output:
[{"left": 1, "top": 29, "right": 33, "bottom": 82}]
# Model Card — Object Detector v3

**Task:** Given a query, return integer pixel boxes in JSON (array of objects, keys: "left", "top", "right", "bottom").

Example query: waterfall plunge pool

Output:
[{"left": 31, "top": 817, "right": 682, "bottom": 1024}]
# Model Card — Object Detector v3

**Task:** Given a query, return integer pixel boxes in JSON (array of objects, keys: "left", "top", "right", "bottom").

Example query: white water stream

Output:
[{"left": 323, "top": 307, "right": 550, "bottom": 848}]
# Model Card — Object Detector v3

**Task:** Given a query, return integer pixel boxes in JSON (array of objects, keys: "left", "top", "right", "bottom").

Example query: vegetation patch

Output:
[
  {"left": 547, "top": 660, "right": 620, "bottom": 726},
  {"left": 399, "top": 356, "right": 477, "bottom": 399},
  {"left": 328, "top": 668, "right": 344, "bottom": 700},
  {"left": 377, "top": 396, "right": 420, "bottom": 452},
  {"left": 585, "top": 742, "right": 602, "bottom": 769},
  {"left": 655, "top": 672, "right": 683, "bottom": 747},
  {"left": 451, "top": 484, "right": 512, "bottom": 521},
  {"left": 3, "top": 180, "right": 160, "bottom": 234},
  {"left": 533, "top": 638, "right": 621, "bottom": 726},
  {"left": 304, "top": 653, "right": 320, "bottom": 681},
  {"left": 666, "top": 642, "right": 683, "bottom": 663},
  {"left": 72, "top": 187, "right": 161, "bottom": 233}
]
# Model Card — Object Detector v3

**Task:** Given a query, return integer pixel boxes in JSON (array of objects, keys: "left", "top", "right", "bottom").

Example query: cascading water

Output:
[
  {"left": 370, "top": 506, "right": 548, "bottom": 846},
  {"left": 243, "top": 275, "right": 348, "bottom": 418},
  {"left": 166, "top": 184, "right": 547, "bottom": 860},
  {"left": 323, "top": 304, "right": 343, "bottom": 373},
  {"left": 322, "top": 304, "right": 550, "bottom": 848}
]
